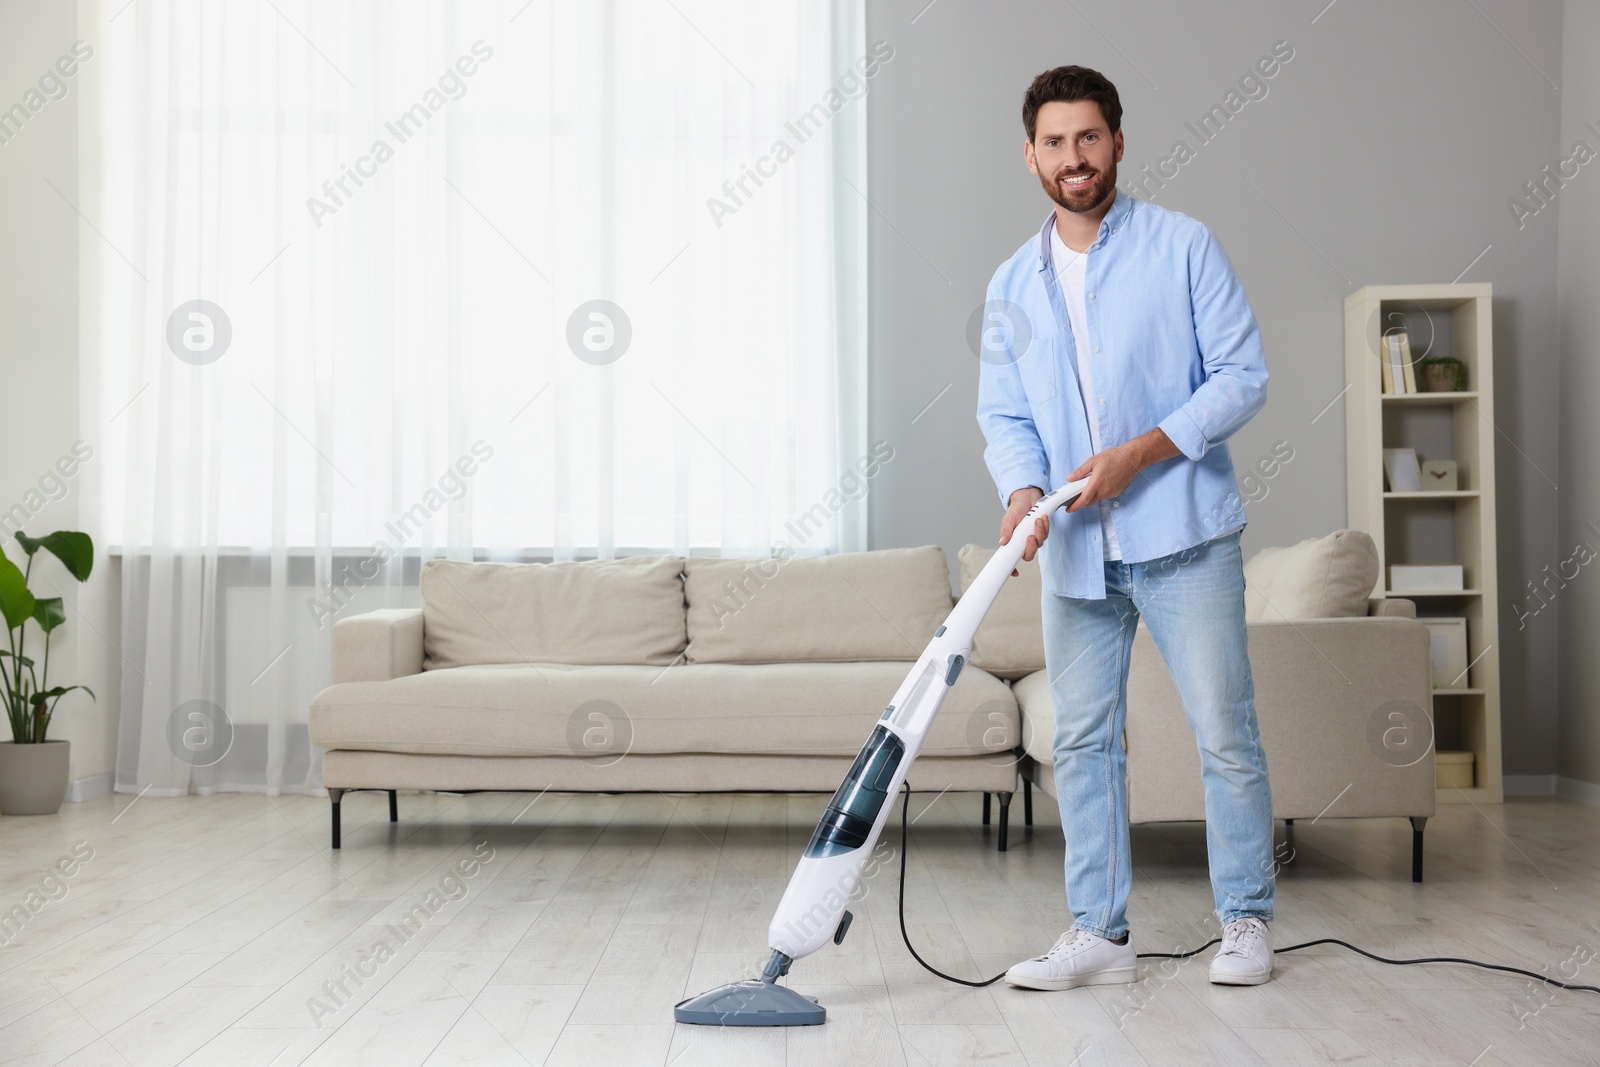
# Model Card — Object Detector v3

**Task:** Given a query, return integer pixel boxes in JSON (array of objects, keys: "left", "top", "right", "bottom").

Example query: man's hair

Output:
[{"left": 1022, "top": 66, "right": 1122, "bottom": 142}]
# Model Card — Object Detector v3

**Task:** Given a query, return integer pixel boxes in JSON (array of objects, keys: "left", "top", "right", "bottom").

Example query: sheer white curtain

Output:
[{"left": 79, "top": 0, "right": 869, "bottom": 796}]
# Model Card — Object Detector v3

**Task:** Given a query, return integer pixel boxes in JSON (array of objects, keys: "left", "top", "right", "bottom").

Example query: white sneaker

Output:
[
  {"left": 1004, "top": 928, "right": 1137, "bottom": 990},
  {"left": 1209, "top": 917, "right": 1273, "bottom": 985}
]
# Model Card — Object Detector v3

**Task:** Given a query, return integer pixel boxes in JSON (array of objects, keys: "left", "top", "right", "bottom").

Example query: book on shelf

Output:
[
  {"left": 1382, "top": 331, "right": 1413, "bottom": 394},
  {"left": 1397, "top": 330, "right": 1418, "bottom": 392}
]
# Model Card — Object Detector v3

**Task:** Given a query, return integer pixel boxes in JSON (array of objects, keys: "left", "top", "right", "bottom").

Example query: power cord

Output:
[{"left": 893, "top": 786, "right": 1600, "bottom": 997}]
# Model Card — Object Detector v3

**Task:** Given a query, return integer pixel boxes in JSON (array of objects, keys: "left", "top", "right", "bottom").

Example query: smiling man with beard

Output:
[{"left": 975, "top": 66, "right": 1276, "bottom": 991}]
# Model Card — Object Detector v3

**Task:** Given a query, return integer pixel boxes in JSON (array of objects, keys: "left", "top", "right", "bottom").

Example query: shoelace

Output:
[
  {"left": 1218, "top": 919, "right": 1266, "bottom": 957},
  {"left": 1037, "top": 929, "right": 1086, "bottom": 961}
]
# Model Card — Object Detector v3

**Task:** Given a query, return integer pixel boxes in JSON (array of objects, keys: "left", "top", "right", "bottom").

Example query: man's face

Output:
[{"left": 1025, "top": 99, "right": 1123, "bottom": 214}]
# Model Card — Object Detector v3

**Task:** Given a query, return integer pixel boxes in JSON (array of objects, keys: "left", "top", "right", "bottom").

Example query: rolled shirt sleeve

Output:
[{"left": 1155, "top": 225, "right": 1268, "bottom": 461}]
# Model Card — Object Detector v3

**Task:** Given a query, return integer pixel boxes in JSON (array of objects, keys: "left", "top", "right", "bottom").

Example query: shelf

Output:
[
  {"left": 1387, "top": 588, "right": 1481, "bottom": 597},
  {"left": 1381, "top": 391, "right": 1478, "bottom": 404},
  {"left": 1348, "top": 283, "right": 1501, "bottom": 804},
  {"left": 1383, "top": 490, "right": 1479, "bottom": 499}
]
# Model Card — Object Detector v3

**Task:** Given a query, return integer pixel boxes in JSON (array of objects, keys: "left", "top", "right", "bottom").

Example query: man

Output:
[{"left": 975, "top": 65, "right": 1276, "bottom": 989}]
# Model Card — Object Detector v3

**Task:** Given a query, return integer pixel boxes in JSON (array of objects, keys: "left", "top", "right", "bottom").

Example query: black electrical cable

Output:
[{"left": 894, "top": 786, "right": 1600, "bottom": 997}]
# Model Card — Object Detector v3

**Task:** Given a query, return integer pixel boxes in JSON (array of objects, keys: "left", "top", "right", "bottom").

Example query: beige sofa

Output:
[
  {"left": 959, "top": 530, "right": 1438, "bottom": 882},
  {"left": 310, "top": 531, "right": 1436, "bottom": 879},
  {"left": 309, "top": 547, "right": 1033, "bottom": 850}
]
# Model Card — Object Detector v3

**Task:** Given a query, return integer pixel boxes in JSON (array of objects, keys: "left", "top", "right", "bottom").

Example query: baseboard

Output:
[
  {"left": 66, "top": 774, "right": 113, "bottom": 803},
  {"left": 1502, "top": 774, "right": 1600, "bottom": 806},
  {"left": 1555, "top": 776, "right": 1600, "bottom": 807},
  {"left": 1503, "top": 774, "right": 1557, "bottom": 796}
]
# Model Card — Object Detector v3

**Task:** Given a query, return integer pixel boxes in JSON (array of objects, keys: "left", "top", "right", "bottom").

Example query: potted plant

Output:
[
  {"left": 1419, "top": 355, "right": 1467, "bottom": 393},
  {"left": 1, "top": 531, "right": 94, "bottom": 815}
]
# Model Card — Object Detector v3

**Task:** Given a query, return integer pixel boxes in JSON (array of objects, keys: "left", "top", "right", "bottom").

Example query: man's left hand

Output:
[{"left": 1064, "top": 428, "right": 1181, "bottom": 512}]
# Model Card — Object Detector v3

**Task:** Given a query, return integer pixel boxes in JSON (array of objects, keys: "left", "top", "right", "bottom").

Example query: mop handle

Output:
[
  {"left": 1000, "top": 478, "right": 1090, "bottom": 565},
  {"left": 945, "top": 478, "right": 1089, "bottom": 637}
]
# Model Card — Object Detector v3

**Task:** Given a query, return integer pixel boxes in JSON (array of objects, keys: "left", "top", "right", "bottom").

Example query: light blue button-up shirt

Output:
[{"left": 976, "top": 188, "right": 1268, "bottom": 599}]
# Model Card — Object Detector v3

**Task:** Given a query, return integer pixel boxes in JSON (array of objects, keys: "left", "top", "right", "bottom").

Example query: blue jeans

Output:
[{"left": 1040, "top": 529, "right": 1274, "bottom": 940}]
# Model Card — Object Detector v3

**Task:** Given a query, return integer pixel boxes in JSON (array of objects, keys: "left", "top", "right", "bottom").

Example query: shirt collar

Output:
[{"left": 1037, "top": 187, "right": 1134, "bottom": 272}]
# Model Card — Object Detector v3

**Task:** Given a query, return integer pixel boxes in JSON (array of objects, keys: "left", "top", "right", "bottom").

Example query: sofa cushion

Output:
[
  {"left": 957, "top": 544, "right": 1046, "bottom": 679},
  {"left": 419, "top": 556, "right": 686, "bottom": 669},
  {"left": 310, "top": 661, "right": 1019, "bottom": 759},
  {"left": 683, "top": 546, "right": 952, "bottom": 663},
  {"left": 1242, "top": 530, "right": 1378, "bottom": 621},
  {"left": 1010, "top": 669, "right": 1057, "bottom": 767}
]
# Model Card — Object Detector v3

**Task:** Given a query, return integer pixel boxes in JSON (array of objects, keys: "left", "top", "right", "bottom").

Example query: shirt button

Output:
[
  {"left": 1093, "top": 346, "right": 1100, "bottom": 352},
  {"left": 1112, "top": 500, "right": 1120, "bottom": 507},
  {"left": 1088, "top": 292, "right": 1096, "bottom": 300},
  {"left": 1099, "top": 397, "right": 1106, "bottom": 405}
]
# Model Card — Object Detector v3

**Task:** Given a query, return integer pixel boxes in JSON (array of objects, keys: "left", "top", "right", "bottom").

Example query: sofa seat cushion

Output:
[
  {"left": 683, "top": 546, "right": 953, "bottom": 663},
  {"left": 310, "top": 661, "right": 1019, "bottom": 759},
  {"left": 1010, "top": 670, "right": 1057, "bottom": 767},
  {"left": 419, "top": 555, "right": 686, "bottom": 669},
  {"left": 1243, "top": 530, "right": 1378, "bottom": 621}
]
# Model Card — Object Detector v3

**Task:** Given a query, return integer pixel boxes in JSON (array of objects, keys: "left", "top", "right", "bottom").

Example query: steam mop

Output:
[{"left": 674, "top": 479, "right": 1088, "bottom": 1026}]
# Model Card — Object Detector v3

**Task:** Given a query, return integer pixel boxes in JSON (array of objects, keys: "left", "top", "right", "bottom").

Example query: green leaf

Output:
[
  {"left": 0, "top": 555, "right": 36, "bottom": 629},
  {"left": 31, "top": 598, "right": 66, "bottom": 633},
  {"left": 32, "top": 684, "right": 93, "bottom": 704},
  {"left": 16, "top": 532, "right": 94, "bottom": 582},
  {"left": 0, "top": 651, "right": 35, "bottom": 667}
]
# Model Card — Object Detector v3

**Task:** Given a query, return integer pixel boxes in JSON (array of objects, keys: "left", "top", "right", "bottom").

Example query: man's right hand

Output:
[{"left": 999, "top": 485, "right": 1048, "bottom": 576}]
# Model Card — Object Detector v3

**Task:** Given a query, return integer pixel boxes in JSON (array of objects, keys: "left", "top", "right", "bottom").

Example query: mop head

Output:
[{"left": 673, "top": 978, "right": 824, "bottom": 1026}]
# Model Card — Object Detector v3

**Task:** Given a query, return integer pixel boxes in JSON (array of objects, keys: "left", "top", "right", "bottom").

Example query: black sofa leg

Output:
[
  {"left": 1410, "top": 816, "right": 1427, "bottom": 882},
  {"left": 982, "top": 792, "right": 991, "bottom": 826},
  {"left": 388, "top": 790, "right": 398, "bottom": 822},
  {"left": 1023, "top": 776, "right": 1033, "bottom": 827},
  {"left": 330, "top": 788, "right": 344, "bottom": 850},
  {"left": 997, "top": 791, "right": 1012, "bottom": 852}
]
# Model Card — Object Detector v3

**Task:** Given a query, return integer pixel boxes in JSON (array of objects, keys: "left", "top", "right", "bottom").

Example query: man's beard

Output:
[{"left": 1041, "top": 162, "right": 1116, "bottom": 214}]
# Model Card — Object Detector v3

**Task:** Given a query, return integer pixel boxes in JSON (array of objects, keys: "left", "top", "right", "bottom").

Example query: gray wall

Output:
[
  {"left": 1558, "top": 0, "right": 1600, "bottom": 791},
  {"left": 865, "top": 0, "right": 1567, "bottom": 778}
]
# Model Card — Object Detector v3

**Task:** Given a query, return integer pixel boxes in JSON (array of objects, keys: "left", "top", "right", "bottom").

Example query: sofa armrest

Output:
[
  {"left": 332, "top": 609, "right": 425, "bottom": 683},
  {"left": 1369, "top": 597, "right": 1416, "bottom": 619}
]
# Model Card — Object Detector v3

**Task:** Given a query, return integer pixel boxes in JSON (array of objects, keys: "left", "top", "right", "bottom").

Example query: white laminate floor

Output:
[{"left": 1, "top": 786, "right": 1597, "bottom": 1066}]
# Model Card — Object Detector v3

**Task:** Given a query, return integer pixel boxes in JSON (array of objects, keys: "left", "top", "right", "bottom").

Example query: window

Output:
[{"left": 87, "top": 0, "right": 870, "bottom": 558}]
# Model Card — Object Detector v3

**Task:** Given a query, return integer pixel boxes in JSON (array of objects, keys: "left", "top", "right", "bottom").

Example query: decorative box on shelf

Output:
[
  {"left": 1435, "top": 750, "right": 1474, "bottom": 789},
  {"left": 1390, "top": 564, "right": 1465, "bottom": 592}
]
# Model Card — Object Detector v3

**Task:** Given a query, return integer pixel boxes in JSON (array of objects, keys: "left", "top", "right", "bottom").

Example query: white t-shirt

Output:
[{"left": 1051, "top": 220, "right": 1123, "bottom": 560}]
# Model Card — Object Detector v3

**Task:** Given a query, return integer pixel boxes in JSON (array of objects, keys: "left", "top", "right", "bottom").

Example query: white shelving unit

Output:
[{"left": 1344, "top": 283, "right": 1504, "bottom": 804}]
